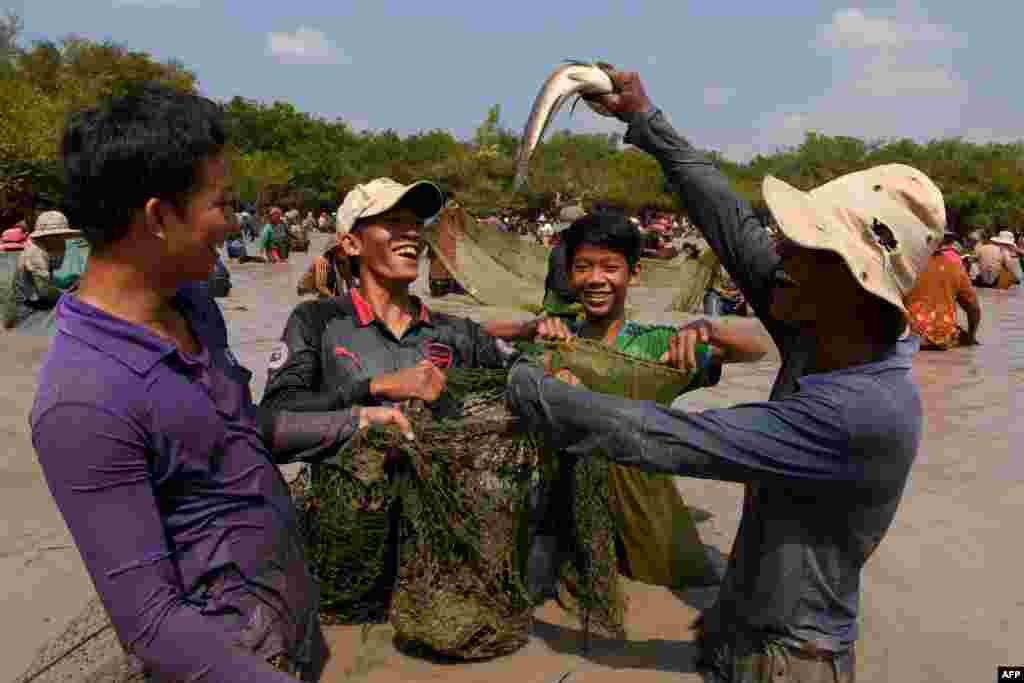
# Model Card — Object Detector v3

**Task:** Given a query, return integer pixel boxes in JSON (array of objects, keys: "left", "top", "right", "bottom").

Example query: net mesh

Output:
[
  {"left": 422, "top": 206, "right": 719, "bottom": 313},
  {"left": 544, "top": 336, "right": 698, "bottom": 402},
  {"left": 389, "top": 401, "right": 539, "bottom": 659}
]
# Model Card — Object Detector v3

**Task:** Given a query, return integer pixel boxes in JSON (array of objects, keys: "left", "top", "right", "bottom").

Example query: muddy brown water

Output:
[{"left": 2, "top": 232, "right": 1019, "bottom": 682}]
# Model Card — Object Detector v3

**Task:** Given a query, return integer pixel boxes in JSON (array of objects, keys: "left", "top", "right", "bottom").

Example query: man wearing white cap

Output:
[
  {"left": 508, "top": 70, "right": 944, "bottom": 682},
  {"left": 262, "top": 177, "right": 536, "bottom": 617},
  {"left": 3, "top": 210, "right": 82, "bottom": 329},
  {"left": 974, "top": 230, "right": 1022, "bottom": 288}
]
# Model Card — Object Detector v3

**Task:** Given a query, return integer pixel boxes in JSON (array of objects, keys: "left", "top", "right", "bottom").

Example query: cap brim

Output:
[
  {"left": 762, "top": 175, "right": 907, "bottom": 313},
  {"left": 34, "top": 229, "right": 82, "bottom": 239},
  {"left": 365, "top": 181, "right": 445, "bottom": 222}
]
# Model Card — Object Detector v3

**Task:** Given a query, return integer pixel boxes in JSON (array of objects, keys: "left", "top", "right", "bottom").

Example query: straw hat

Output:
[
  {"left": 762, "top": 164, "right": 945, "bottom": 313},
  {"left": 32, "top": 211, "right": 80, "bottom": 240},
  {"left": 990, "top": 230, "right": 1017, "bottom": 247},
  {"left": 559, "top": 204, "right": 586, "bottom": 222},
  {"left": 336, "top": 178, "right": 444, "bottom": 236}
]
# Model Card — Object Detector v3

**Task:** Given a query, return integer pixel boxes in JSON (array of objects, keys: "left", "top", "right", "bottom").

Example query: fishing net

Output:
[
  {"left": 301, "top": 368, "right": 542, "bottom": 659},
  {"left": 389, "top": 399, "right": 539, "bottom": 659},
  {"left": 422, "top": 206, "right": 719, "bottom": 313},
  {"left": 541, "top": 336, "right": 713, "bottom": 629},
  {"left": 301, "top": 442, "right": 397, "bottom": 625},
  {"left": 544, "top": 336, "right": 698, "bottom": 403},
  {"left": 386, "top": 369, "right": 540, "bottom": 659}
]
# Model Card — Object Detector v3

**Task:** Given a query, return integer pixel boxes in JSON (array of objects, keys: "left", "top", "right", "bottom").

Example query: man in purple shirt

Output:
[{"left": 30, "top": 85, "right": 410, "bottom": 681}]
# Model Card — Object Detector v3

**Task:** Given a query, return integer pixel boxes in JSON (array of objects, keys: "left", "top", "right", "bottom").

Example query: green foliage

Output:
[{"left": 4, "top": 20, "right": 1024, "bottom": 231}]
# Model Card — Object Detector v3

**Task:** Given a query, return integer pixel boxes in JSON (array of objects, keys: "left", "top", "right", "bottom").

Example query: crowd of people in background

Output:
[
  {"left": 5, "top": 200, "right": 1022, "bottom": 341},
  {"left": 4, "top": 75, "right": 1024, "bottom": 683}
]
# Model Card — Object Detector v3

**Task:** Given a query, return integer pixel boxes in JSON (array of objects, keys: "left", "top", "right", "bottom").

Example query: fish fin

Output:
[
  {"left": 569, "top": 95, "right": 587, "bottom": 117},
  {"left": 563, "top": 58, "right": 592, "bottom": 66},
  {"left": 538, "top": 93, "right": 570, "bottom": 142}
]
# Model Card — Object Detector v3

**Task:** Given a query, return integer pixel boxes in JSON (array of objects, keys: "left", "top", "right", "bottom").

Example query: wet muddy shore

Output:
[{"left": 2, "top": 233, "right": 1019, "bottom": 681}]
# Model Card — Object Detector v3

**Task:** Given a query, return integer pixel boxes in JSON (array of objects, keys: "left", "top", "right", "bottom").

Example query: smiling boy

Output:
[{"left": 534, "top": 212, "right": 768, "bottom": 588}]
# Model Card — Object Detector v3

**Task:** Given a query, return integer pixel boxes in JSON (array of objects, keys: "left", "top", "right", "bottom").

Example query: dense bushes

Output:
[{"left": 3, "top": 15, "right": 1022, "bottom": 232}]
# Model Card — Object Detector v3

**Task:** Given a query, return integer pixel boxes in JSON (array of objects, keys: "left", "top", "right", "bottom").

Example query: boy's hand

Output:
[
  {"left": 661, "top": 319, "right": 716, "bottom": 371},
  {"left": 534, "top": 316, "right": 574, "bottom": 341},
  {"left": 554, "top": 369, "right": 582, "bottom": 386}
]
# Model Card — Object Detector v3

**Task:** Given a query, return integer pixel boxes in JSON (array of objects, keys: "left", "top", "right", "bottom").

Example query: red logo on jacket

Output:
[{"left": 334, "top": 345, "right": 362, "bottom": 368}]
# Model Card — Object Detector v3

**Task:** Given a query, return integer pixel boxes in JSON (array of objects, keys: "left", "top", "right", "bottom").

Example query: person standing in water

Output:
[
  {"left": 532, "top": 212, "right": 769, "bottom": 590},
  {"left": 508, "top": 68, "right": 943, "bottom": 683},
  {"left": 905, "top": 231, "right": 981, "bottom": 350},
  {"left": 30, "top": 84, "right": 411, "bottom": 682},
  {"left": 3, "top": 211, "right": 83, "bottom": 329}
]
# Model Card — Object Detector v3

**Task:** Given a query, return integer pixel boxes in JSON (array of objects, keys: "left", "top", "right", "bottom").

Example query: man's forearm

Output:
[
  {"left": 256, "top": 408, "right": 359, "bottom": 464},
  {"left": 482, "top": 317, "right": 539, "bottom": 341},
  {"left": 508, "top": 362, "right": 856, "bottom": 484},
  {"left": 711, "top": 320, "right": 771, "bottom": 364}
]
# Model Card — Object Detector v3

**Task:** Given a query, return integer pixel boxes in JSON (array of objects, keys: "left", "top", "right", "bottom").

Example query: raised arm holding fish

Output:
[{"left": 508, "top": 66, "right": 942, "bottom": 683}]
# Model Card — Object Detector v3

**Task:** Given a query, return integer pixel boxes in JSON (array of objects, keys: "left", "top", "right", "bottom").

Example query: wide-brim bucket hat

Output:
[{"left": 762, "top": 164, "right": 946, "bottom": 313}]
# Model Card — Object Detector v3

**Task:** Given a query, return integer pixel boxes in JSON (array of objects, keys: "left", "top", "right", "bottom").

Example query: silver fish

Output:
[{"left": 512, "top": 60, "right": 617, "bottom": 191}]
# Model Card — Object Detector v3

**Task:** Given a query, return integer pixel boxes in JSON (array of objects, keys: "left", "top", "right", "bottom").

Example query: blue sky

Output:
[{"left": 18, "top": 0, "right": 1024, "bottom": 161}]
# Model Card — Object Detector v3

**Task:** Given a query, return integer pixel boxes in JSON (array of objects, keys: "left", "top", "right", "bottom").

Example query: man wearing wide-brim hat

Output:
[
  {"left": 4, "top": 211, "right": 82, "bottom": 329},
  {"left": 974, "top": 229, "right": 1022, "bottom": 288},
  {"left": 507, "top": 69, "right": 944, "bottom": 683}
]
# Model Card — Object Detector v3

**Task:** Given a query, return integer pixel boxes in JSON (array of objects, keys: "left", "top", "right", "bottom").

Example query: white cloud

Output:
[
  {"left": 962, "top": 128, "right": 1024, "bottom": 145},
  {"left": 113, "top": 0, "right": 199, "bottom": 7},
  {"left": 815, "top": 8, "right": 964, "bottom": 51},
  {"left": 703, "top": 86, "right": 737, "bottom": 107},
  {"left": 853, "top": 57, "right": 963, "bottom": 96},
  {"left": 267, "top": 27, "right": 350, "bottom": 65}
]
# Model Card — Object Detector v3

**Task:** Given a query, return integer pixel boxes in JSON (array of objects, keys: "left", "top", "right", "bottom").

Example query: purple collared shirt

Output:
[{"left": 31, "top": 285, "right": 320, "bottom": 682}]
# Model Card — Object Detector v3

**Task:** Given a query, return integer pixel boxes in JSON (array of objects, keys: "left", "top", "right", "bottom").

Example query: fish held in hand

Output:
[{"left": 512, "top": 60, "right": 618, "bottom": 191}]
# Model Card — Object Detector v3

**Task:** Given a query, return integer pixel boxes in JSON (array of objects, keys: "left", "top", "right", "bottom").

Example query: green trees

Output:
[{"left": 2, "top": 18, "right": 1023, "bottom": 230}]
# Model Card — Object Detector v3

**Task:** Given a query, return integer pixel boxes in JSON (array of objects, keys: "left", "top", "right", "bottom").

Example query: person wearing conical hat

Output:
[
  {"left": 3, "top": 211, "right": 82, "bottom": 329},
  {"left": 508, "top": 68, "right": 947, "bottom": 683},
  {"left": 974, "top": 229, "right": 1022, "bottom": 288}
]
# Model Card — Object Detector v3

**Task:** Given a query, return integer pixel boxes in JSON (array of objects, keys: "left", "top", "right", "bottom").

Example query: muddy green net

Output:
[
  {"left": 540, "top": 338, "right": 703, "bottom": 639},
  {"left": 422, "top": 206, "right": 719, "bottom": 314},
  {"left": 389, "top": 399, "right": 539, "bottom": 659},
  {"left": 544, "top": 336, "right": 699, "bottom": 402},
  {"left": 300, "top": 368, "right": 542, "bottom": 659}
]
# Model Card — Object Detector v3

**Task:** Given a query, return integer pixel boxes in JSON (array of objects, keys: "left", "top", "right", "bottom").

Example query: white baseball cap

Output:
[{"left": 336, "top": 178, "right": 444, "bottom": 236}]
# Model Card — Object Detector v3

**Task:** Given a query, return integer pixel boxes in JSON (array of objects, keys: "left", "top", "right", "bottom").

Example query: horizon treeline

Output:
[{"left": 3, "top": 15, "right": 1022, "bottom": 234}]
